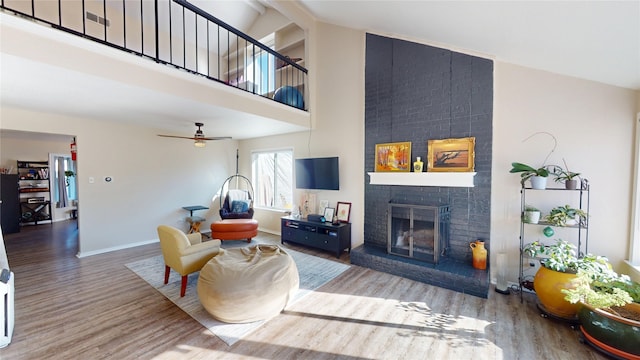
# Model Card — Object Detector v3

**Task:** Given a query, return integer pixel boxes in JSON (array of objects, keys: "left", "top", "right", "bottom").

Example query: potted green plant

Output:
[
  {"left": 562, "top": 266, "right": 640, "bottom": 358},
  {"left": 523, "top": 239, "right": 609, "bottom": 320},
  {"left": 554, "top": 169, "right": 581, "bottom": 190},
  {"left": 509, "top": 162, "right": 550, "bottom": 189},
  {"left": 64, "top": 170, "right": 75, "bottom": 186},
  {"left": 523, "top": 205, "right": 541, "bottom": 224},
  {"left": 545, "top": 205, "right": 588, "bottom": 227},
  {"left": 553, "top": 160, "right": 581, "bottom": 190}
]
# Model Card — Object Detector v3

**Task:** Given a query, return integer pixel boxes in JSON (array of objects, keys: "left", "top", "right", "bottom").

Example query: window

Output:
[
  {"left": 244, "top": 34, "right": 275, "bottom": 96},
  {"left": 252, "top": 149, "right": 293, "bottom": 210}
]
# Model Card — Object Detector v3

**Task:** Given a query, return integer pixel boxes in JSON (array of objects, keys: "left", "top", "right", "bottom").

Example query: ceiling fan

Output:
[{"left": 158, "top": 122, "right": 231, "bottom": 147}]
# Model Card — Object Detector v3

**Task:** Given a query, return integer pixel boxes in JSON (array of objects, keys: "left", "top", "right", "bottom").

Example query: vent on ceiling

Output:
[{"left": 86, "top": 12, "right": 110, "bottom": 27}]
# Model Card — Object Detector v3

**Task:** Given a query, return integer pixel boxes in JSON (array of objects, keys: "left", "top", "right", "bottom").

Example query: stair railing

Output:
[{"left": 0, "top": 0, "right": 308, "bottom": 110}]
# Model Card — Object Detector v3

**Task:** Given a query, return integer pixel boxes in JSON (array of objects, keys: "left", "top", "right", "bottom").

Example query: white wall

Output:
[
  {"left": 240, "top": 22, "right": 365, "bottom": 249},
  {"left": 0, "top": 107, "right": 238, "bottom": 256},
  {"left": 492, "top": 62, "right": 638, "bottom": 280}
]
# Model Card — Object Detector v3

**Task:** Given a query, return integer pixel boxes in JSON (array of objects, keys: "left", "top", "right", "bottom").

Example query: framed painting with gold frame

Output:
[
  {"left": 427, "top": 137, "right": 475, "bottom": 172},
  {"left": 374, "top": 142, "right": 412, "bottom": 172}
]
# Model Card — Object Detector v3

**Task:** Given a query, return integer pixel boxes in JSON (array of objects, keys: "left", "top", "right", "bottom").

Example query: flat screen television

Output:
[{"left": 295, "top": 157, "right": 340, "bottom": 190}]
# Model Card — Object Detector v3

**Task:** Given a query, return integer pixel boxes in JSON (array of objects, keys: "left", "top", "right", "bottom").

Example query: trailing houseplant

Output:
[
  {"left": 523, "top": 239, "right": 607, "bottom": 273},
  {"left": 561, "top": 264, "right": 640, "bottom": 358},
  {"left": 545, "top": 204, "right": 588, "bottom": 227},
  {"left": 563, "top": 271, "right": 639, "bottom": 310},
  {"left": 509, "top": 162, "right": 551, "bottom": 188}
]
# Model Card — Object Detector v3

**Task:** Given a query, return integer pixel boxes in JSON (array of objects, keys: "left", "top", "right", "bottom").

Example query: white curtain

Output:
[{"left": 56, "top": 157, "right": 69, "bottom": 208}]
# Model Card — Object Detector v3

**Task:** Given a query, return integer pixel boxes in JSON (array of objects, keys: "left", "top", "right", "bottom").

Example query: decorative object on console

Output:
[
  {"left": 319, "top": 200, "right": 329, "bottom": 214},
  {"left": 299, "top": 193, "right": 317, "bottom": 219},
  {"left": 323, "top": 207, "right": 335, "bottom": 223},
  {"left": 307, "top": 214, "right": 325, "bottom": 223},
  {"left": 427, "top": 137, "right": 475, "bottom": 172},
  {"left": 374, "top": 142, "right": 412, "bottom": 172},
  {"left": 336, "top": 202, "right": 351, "bottom": 223}
]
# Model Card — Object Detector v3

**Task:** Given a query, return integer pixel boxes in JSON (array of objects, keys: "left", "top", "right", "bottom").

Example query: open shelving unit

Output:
[{"left": 17, "top": 160, "right": 52, "bottom": 225}]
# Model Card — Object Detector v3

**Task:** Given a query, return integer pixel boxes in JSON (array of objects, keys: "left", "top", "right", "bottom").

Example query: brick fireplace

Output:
[{"left": 351, "top": 33, "right": 493, "bottom": 298}]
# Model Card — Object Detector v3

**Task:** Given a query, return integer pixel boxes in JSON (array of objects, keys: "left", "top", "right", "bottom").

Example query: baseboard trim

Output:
[
  {"left": 76, "top": 238, "right": 159, "bottom": 258},
  {"left": 257, "top": 227, "right": 279, "bottom": 236}
]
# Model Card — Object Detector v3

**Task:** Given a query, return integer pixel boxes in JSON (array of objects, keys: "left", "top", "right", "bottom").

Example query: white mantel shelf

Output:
[{"left": 368, "top": 172, "right": 476, "bottom": 187}]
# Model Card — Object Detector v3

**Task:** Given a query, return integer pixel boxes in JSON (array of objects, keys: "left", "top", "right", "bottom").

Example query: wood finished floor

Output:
[{"left": 0, "top": 221, "right": 607, "bottom": 360}]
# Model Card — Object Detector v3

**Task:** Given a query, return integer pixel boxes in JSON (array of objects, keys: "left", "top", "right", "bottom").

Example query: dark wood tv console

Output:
[{"left": 281, "top": 216, "right": 351, "bottom": 258}]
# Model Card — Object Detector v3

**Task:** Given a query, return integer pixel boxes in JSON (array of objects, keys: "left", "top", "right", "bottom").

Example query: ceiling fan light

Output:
[{"left": 194, "top": 139, "right": 206, "bottom": 148}]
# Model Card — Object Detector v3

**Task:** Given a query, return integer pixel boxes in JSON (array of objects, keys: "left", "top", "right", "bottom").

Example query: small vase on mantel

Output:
[{"left": 413, "top": 157, "right": 424, "bottom": 172}]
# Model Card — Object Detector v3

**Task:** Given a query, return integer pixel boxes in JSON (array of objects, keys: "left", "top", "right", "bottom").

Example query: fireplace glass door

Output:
[{"left": 387, "top": 203, "right": 450, "bottom": 264}]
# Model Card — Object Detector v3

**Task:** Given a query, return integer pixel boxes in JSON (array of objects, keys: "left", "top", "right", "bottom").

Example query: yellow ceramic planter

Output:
[{"left": 533, "top": 265, "right": 579, "bottom": 319}]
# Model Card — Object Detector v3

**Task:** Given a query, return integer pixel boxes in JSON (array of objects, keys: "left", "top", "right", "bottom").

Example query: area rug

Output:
[{"left": 126, "top": 248, "right": 350, "bottom": 346}]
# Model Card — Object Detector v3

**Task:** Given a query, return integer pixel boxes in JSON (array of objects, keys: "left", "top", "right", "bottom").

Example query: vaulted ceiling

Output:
[
  {"left": 1, "top": 1, "right": 638, "bottom": 141},
  {"left": 297, "top": 0, "right": 639, "bottom": 90}
]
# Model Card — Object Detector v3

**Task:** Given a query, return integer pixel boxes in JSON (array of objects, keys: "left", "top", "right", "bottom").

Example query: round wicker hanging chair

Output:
[{"left": 218, "top": 174, "right": 255, "bottom": 220}]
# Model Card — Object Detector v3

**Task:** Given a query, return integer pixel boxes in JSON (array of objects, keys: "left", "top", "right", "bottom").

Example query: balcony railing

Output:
[{"left": 0, "top": 0, "right": 308, "bottom": 110}]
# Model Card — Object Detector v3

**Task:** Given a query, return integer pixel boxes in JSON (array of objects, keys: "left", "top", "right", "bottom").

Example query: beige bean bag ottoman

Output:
[{"left": 197, "top": 244, "right": 299, "bottom": 323}]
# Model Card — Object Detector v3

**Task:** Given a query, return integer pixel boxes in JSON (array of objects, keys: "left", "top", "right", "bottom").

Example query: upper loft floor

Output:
[{"left": 0, "top": 0, "right": 310, "bottom": 140}]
